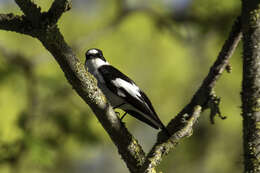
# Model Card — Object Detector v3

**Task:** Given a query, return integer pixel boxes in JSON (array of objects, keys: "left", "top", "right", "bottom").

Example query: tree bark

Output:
[
  {"left": 0, "top": 1, "right": 146, "bottom": 172},
  {"left": 0, "top": 1, "right": 243, "bottom": 172},
  {"left": 241, "top": 0, "right": 260, "bottom": 172}
]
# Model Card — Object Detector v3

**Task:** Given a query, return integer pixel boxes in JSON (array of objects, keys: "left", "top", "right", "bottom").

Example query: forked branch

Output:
[
  {"left": 140, "top": 16, "right": 242, "bottom": 173},
  {"left": 0, "top": 1, "right": 242, "bottom": 173},
  {"left": 0, "top": 1, "right": 145, "bottom": 172}
]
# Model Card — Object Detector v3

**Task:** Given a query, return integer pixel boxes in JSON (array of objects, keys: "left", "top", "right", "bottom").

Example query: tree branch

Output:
[
  {"left": 140, "top": 106, "right": 202, "bottom": 173},
  {"left": 0, "top": 2, "right": 146, "bottom": 172},
  {"left": 0, "top": 13, "right": 36, "bottom": 36},
  {"left": 140, "top": 16, "right": 242, "bottom": 172},
  {"left": 45, "top": 0, "right": 72, "bottom": 25},
  {"left": 170, "top": 16, "right": 242, "bottom": 125},
  {"left": 37, "top": 26, "right": 145, "bottom": 172},
  {"left": 14, "top": 0, "right": 41, "bottom": 27},
  {"left": 241, "top": 0, "right": 260, "bottom": 171},
  {"left": 0, "top": 1, "right": 243, "bottom": 172}
]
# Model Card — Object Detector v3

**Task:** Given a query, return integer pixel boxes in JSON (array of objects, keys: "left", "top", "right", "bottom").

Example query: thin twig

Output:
[
  {"left": 140, "top": 16, "right": 242, "bottom": 172},
  {"left": 140, "top": 106, "right": 202, "bottom": 173},
  {"left": 171, "top": 16, "right": 242, "bottom": 123},
  {"left": 0, "top": 1, "right": 243, "bottom": 172}
]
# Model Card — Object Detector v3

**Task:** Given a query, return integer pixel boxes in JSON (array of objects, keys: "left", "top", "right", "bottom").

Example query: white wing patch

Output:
[
  {"left": 112, "top": 78, "right": 141, "bottom": 99},
  {"left": 117, "top": 89, "right": 126, "bottom": 97}
]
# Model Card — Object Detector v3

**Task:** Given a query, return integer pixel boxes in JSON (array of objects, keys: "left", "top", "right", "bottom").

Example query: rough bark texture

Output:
[
  {"left": 241, "top": 1, "right": 260, "bottom": 172},
  {"left": 0, "top": 1, "right": 145, "bottom": 172},
  {"left": 140, "top": 17, "right": 242, "bottom": 173},
  {"left": 140, "top": 106, "right": 202, "bottom": 173},
  {"left": 0, "top": 1, "right": 243, "bottom": 173},
  {"left": 37, "top": 26, "right": 146, "bottom": 172}
]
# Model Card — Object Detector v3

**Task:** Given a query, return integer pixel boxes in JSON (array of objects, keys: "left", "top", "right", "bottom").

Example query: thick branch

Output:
[
  {"left": 46, "top": 0, "right": 72, "bottom": 25},
  {"left": 0, "top": 2, "right": 243, "bottom": 172},
  {"left": 36, "top": 27, "right": 145, "bottom": 172},
  {"left": 241, "top": 0, "right": 260, "bottom": 172},
  {"left": 1, "top": 3, "right": 145, "bottom": 172},
  {"left": 140, "top": 16, "right": 242, "bottom": 172},
  {"left": 14, "top": 0, "right": 41, "bottom": 26},
  {"left": 0, "top": 13, "right": 35, "bottom": 36}
]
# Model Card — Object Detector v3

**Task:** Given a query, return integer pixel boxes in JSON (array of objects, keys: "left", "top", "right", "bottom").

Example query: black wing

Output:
[{"left": 98, "top": 65, "right": 165, "bottom": 129}]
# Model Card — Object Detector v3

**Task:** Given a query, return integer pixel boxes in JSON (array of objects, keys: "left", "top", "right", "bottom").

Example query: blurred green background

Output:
[{"left": 0, "top": 0, "right": 242, "bottom": 172}]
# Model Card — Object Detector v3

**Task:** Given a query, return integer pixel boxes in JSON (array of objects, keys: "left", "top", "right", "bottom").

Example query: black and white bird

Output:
[{"left": 85, "top": 48, "right": 167, "bottom": 131}]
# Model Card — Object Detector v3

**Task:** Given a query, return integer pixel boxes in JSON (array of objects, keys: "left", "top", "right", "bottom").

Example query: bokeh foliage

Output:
[{"left": 0, "top": 0, "right": 242, "bottom": 172}]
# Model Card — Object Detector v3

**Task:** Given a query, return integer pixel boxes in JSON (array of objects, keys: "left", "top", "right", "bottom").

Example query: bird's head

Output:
[{"left": 85, "top": 48, "right": 106, "bottom": 62}]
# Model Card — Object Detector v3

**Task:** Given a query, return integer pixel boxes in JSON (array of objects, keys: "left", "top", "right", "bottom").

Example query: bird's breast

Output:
[
  {"left": 85, "top": 61, "right": 124, "bottom": 107},
  {"left": 85, "top": 62, "right": 105, "bottom": 83}
]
